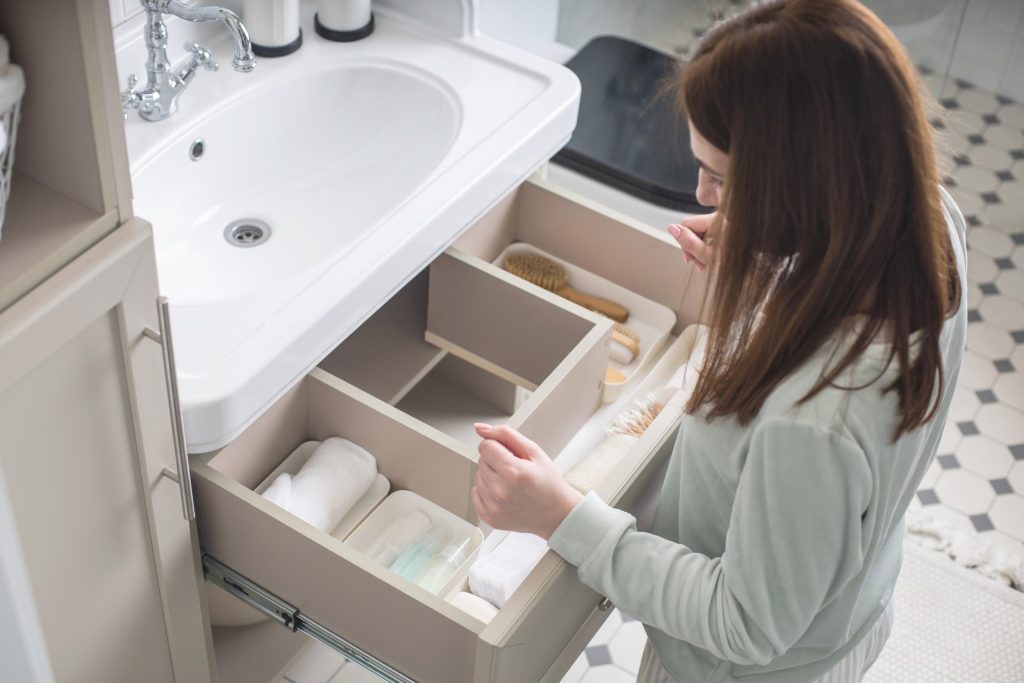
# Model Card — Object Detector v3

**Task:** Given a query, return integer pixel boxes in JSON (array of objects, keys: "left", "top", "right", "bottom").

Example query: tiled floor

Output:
[{"left": 283, "top": 27, "right": 1024, "bottom": 683}]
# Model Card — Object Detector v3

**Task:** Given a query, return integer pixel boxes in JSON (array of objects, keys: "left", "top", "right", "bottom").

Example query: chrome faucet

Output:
[{"left": 122, "top": 0, "right": 256, "bottom": 122}]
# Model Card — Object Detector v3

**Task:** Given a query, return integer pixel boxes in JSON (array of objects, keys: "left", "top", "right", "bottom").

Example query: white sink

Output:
[{"left": 124, "top": 1, "right": 579, "bottom": 452}]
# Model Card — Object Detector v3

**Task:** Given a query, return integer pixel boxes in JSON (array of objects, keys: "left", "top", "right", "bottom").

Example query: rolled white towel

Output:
[
  {"left": 468, "top": 531, "right": 549, "bottom": 608},
  {"left": 261, "top": 437, "right": 377, "bottom": 533},
  {"left": 564, "top": 433, "right": 639, "bottom": 494},
  {"left": 448, "top": 591, "right": 498, "bottom": 624}
]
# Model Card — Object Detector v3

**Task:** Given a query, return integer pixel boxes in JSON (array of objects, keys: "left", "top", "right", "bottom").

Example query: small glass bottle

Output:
[
  {"left": 389, "top": 521, "right": 452, "bottom": 581},
  {"left": 369, "top": 511, "right": 431, "bottom": 567},
  {"left": 414, "top": 535, "right": 473, "bottom": 594}
]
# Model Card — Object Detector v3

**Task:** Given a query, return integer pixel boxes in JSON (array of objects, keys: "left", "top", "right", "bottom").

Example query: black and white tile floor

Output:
[{"left": 285, "top": 65, "right": 1024, "bottom": 683}]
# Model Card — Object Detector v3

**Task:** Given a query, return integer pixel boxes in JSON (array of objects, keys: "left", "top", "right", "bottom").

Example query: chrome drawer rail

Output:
[{"left": 202, "top": 554, "right": 417, "bottom": 683}]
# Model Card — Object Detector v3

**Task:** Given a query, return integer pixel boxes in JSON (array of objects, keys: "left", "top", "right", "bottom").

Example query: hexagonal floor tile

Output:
[
  {"left": 988, "top": 494, "right": 1024, "bottom": 540},
  {"left": 993, "top": 373, "right": 1024, "bottom": 412},
  {"left": 976, "top": 403, "right": 1024, "bottom": 444},
  {"left": 935, "top": 469, "right": 996, "bottom": 514},
  {"left": 966, "top": 322, "right": 1015, "bottom": 359},
  {"left": 957, "top": 434, "right": 1015, "bottom": 479},
  {"left": 949, "top": 384, "right": 981, "bottom": 422},
  {"left": 937, "top": 420, "right": 962, "bottom": 455},
  {"left": 955, "top": 166, "right": 1000, "bottom": 194},
  {"left": 985, "top": 124, "right": 1024, "bottom": 150},
  {"left": 959, "top": 89, "right": 1002, "bottom": 115},
  {"left": 1008, "top": 460, "right": 1024, "bottom": 493},
  {"left": 580, "top": 665, "right": 635, "bottom": 683},
  {"left": 562, "top": 652, "right": 590, "bottom": 683},
  {"left": 607, "top": 621, "right": 647, "bottom": 676},
  {"left": 982, "top": 194, "right": 1024, "bottom": 234},
  {"left": 996, "top": 270, "right": 1024, "bottom": 303},
  {"left": 999, "top": 102, "right": 1024, "bottom": 128},
  {"left": 969, "top": 227, "right": 1015, "bottom": 258},
  {"left": 919, "top": 458, "right": 943, "bottom": 488},
  {"left": 1013, "top": 345, "right": 1024, "bottom": 371},
  {"left": 958, "top": 351, "right": 999, "bottom": 390},
  {"left": 979, "top": 295, "right": 1024, "bottom": 330},
  {"left": 969, "top": 145, "right": 1014, "bottom": 172},
  {"left": 979, "top": 529, "right": 1024, "bottom": 556},
  {"left": 950, "top": 187, "right": 985, "bottom": 216},
  {"left": 589, "top": 609, "right": 624, "bottom": 647},
  {"left": 967, "top": 251, "right": 999, "bottom": 284}
]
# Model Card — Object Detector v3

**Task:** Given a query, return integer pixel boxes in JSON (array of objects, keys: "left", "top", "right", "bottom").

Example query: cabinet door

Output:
[{"left": 0, "top": 220, "right": 213, "bottom": 683}]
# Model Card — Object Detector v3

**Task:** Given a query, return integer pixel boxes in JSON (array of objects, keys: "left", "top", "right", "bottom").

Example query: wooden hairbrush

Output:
[
  {"left": 503, "top": 253, "right": 630, "bottom": 323},
  {"left": 609, "top": 322, "right": 640, "bottom": 364}
]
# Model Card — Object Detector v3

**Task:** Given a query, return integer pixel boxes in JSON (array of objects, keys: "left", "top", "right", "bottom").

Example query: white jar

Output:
[
  {"left": 315, "top": 0, "right": 374, "bottom": 42},
  {"left": 243, "top": 0, "right": 302, "bottom": 57}
]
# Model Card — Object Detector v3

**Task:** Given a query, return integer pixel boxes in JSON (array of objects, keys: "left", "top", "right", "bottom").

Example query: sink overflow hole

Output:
[
  {"left": 189, "top": 138, "right": 205, "bottom": 161},
  {"left": 224, "top": 219, "right": 271, "bottom": 248}
]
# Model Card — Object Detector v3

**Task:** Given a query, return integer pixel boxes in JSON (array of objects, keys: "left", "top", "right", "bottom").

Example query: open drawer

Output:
[{"left": 191, "top": 176, "right": 708, "bottom": 683}]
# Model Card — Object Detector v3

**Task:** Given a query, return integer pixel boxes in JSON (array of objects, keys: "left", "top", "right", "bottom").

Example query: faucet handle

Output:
[
  {"left": 185, "top": 43, "right": 219, "bottom": 71},
  {"left": 121, "top": 74, "right": 141, "bottom": 120}
]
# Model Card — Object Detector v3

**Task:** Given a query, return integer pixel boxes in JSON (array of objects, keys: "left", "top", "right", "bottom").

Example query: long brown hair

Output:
[{"left": 680, "top": 0, "right": 961, "bottom": 439}]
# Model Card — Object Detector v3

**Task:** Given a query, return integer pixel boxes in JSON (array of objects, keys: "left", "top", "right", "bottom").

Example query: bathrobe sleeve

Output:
[{"left": 546, "top": 418, "right": 872, "bottom": 666}]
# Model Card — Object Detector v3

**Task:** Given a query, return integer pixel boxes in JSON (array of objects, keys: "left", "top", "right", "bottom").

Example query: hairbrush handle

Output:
[
  {"left": 557, "top": 287, "right": 630, "bottom": 322},
  {"left": 611, "top": 328, "right": 640, "bottom": 357}
]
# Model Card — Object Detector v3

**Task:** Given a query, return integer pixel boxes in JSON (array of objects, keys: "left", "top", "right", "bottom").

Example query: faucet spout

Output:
[
  {"left": 124, "top": 0, "right": 256, "bottom": 121},
  {"left": 149, "top": 0, "right": 256, "bottom": 71}
]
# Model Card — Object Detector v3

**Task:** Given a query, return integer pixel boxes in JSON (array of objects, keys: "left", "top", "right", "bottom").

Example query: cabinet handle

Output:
[
  {"left": 598, "top": 597, "right": 613, "bottom": 612},
  {"left": 144, "top": 297, "right": 196, "bottom": 521}
]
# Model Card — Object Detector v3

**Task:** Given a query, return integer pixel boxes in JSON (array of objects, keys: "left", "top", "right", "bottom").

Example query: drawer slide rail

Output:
[{"left": 202, "top": 553, "right": 417, "bottom": 683}]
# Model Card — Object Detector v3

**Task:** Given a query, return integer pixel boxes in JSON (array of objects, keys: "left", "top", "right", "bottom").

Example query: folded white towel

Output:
[
  {"left": 448, "top": 591, "right": 498, "bottom": 624},
  {"left": 261, "top": 437, "right": 377, "bottom": 533},
  {"left": 469, "top": 531, "right": 549, "bottom": 608},
  {"left": 564, "top": 433, "right": 640, "bottom": 494}
]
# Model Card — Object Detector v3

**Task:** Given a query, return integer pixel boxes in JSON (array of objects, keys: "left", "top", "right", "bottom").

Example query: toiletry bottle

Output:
[
  {"left": 369, "top": 511, "right": 431, "bottom": 567},
  {"left": 389, "top": 521, "right": 452, "bottom": 580},
  {"left": 244, "top": 0, "right": 303, "bottom": 57},
  {"left": 414, "top": 535, "right": 473, "bottom": 594},
  {"left": 315, "top": 0, "right": 374, "bottom": 42}
]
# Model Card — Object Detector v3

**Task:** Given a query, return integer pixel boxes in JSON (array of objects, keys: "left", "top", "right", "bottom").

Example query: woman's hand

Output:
[
  {"left": 668, "top": 211, "right": 719, "bottom": 272},
  {"left": 471, "top": 423, "right": 583, "bottom": 540}
]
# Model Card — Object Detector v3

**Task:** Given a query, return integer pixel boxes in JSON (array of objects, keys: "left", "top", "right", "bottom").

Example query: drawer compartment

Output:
[
  {"left": 320, "top": 249, "right": 613, "bottom": 460},
  {"left": 194, "top": 175, "right": 707, "bottom": 683}
]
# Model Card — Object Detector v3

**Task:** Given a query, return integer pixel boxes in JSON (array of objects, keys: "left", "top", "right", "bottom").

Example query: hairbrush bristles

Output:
[{"left": 503, "top": 253, "right": 567, "bottom": 292}]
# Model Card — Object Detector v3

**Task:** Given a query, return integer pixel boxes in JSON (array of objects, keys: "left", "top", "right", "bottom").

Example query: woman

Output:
[{"left": 470, "top": 0, "right": 967, "bottom": 681}]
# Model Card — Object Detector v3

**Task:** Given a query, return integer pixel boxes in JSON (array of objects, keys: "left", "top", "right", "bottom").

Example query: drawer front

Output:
[{"left": 194, "top": 176, "right": 704, "bottom": 683}]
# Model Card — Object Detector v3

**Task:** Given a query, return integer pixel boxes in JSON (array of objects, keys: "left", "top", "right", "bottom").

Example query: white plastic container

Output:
[{"left": 0, "top": 35, "right": 26, "bottom": 240}]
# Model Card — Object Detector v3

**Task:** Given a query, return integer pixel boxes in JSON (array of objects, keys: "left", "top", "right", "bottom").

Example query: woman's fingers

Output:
[
  {"left": 668, "top": 224, "right": 709, "bottom": 272},
  {"left": 475, "top": 423, "right": 546, "bottom": 463}
]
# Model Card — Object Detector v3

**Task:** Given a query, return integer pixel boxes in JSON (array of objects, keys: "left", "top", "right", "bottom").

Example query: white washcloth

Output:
[
  {"left": 261, "top": 437, "right": 377, "bottom": 532},
  {"left": 469, "top": 531, "right": 549, "bottom": 608},
  {"left": 448, "top": 591, "right": 498, "bottom": 624},
  {"left": 564, "top": 433, "right": 640, "bottom": 494}
]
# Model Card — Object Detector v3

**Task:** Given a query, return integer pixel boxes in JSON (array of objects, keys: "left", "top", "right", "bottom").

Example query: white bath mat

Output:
[{"left": 864, "top": 542, "right": 1024, "bottom": 682}]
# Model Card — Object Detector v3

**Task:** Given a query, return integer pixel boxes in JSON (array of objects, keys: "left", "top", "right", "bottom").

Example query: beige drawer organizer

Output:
[{"left": 191, "top": 177, "right": 708, "bottom": 683}]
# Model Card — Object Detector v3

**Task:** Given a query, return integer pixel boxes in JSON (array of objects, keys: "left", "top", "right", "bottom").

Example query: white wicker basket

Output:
[{"left": 0, "top": 62, "right": 26, "bottom": 241}]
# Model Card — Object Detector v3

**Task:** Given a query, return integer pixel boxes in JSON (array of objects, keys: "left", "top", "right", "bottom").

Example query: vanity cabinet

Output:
[
  {"left": 193, "top": 176, "right": 709, "bottom": 683},
  {"left": 0, "top": 1, "right": 213, "bottom": 681}
]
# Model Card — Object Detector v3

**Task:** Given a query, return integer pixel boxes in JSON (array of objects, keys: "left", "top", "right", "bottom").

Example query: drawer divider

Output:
[{"left": 202, "top": 553, "right": 417, "bottom": 683}]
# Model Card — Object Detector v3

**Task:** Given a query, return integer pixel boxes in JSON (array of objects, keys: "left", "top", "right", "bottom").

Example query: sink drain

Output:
[{"left": 224, "top": 219, "right": 271, "bottom": 248}]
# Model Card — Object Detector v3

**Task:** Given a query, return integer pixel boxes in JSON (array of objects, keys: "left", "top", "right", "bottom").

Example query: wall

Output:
[{"left": 948, "top": 0, "right": 1024, "bottom": 99}]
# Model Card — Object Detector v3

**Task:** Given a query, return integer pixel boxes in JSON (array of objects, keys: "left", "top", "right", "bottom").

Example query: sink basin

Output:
[
  {"left": 133, "top": 63, "right": 460, "bottom": 305},
  {"left": 123, "top": 1, "right": 580, "bottom": 451}
]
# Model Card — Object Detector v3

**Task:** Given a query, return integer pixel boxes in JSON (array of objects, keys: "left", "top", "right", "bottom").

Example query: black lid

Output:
[{"left": 553, "top": 36, "right": 710, "bottom": 214}]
